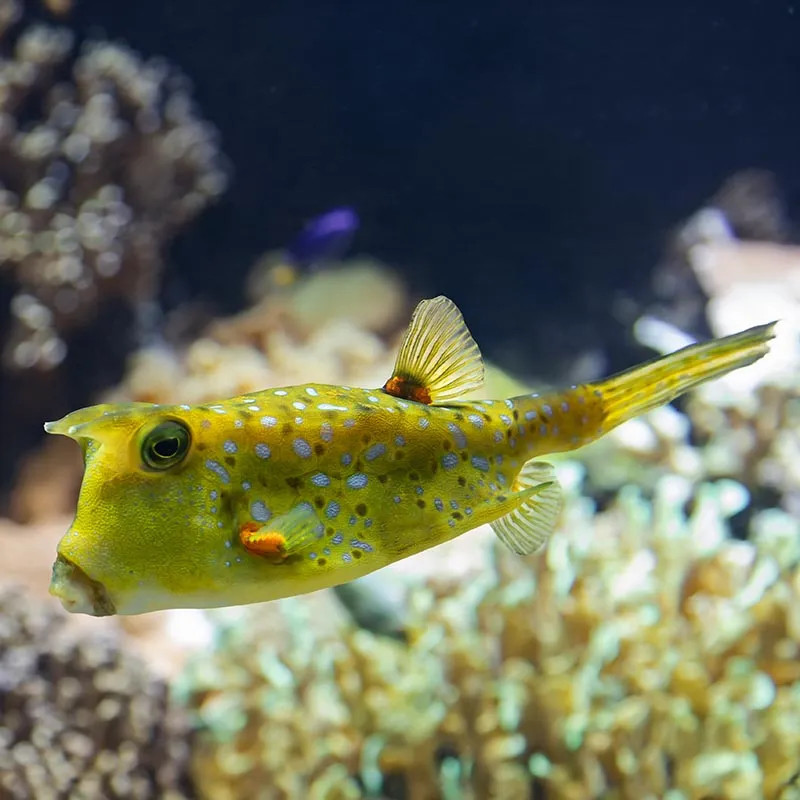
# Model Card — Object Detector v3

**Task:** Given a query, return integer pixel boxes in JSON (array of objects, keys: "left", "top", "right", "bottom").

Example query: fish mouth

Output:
[{"left": 49, "top": 554, "right": 116, "bottom": 617}]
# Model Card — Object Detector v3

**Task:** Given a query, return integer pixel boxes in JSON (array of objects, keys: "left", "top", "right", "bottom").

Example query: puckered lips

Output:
[{"left": 49, "top": 554, "right": 116, "bottom": 616}]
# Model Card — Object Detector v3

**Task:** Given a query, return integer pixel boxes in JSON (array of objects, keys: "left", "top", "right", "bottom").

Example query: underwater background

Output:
[{"left": 1, "top": 0, "right": 800, "bottom": 797}]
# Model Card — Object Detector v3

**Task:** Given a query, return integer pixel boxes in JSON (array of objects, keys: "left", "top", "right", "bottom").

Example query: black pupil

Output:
[{"left": 153, "top": 437, "right": 180, "bottom": 459}]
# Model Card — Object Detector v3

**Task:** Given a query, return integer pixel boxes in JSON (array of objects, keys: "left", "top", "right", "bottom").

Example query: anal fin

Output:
[
  {"left": 491, "top": 461, "right": 563, "bottom": 555},
  {"left": 240, "top": 503, "right": 323, "bottom": 562}
]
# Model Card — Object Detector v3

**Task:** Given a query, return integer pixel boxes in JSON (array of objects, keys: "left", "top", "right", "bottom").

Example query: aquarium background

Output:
[{"left": 1, "top": 1, "right": 800, "bottom": 798}]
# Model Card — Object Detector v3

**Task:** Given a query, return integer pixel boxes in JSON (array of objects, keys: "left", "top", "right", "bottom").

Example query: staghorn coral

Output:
[
  {"left": 0, "top": 0, "right": 226, "bottom": 370},
  {"left": 575, "top": 371, "right": 800, "bottom": 532},
  {"left": 0, "top": 585, "right": 195, "bottom": 799},
  {"left": 176, "top": 464, "right": 800, "bottom": 800}
]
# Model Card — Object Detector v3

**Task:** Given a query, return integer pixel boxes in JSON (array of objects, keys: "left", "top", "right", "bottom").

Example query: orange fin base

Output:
[
  {"left": 238, "top": 504, "right": 323, "bottom": 563},
  {"left": 383, "top": 375, "right": 432, "bottom": 404},
  {"left": 240, "top": 522, "right": 288, "bottom": 562}
]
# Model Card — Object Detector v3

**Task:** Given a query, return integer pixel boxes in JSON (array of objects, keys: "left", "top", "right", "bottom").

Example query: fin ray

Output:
[
  {"left": 383, "top": 296, "right": 484, "bottom": 404},
  {"left": 491, "top": 461, "right": 563, "bottom": 555}
]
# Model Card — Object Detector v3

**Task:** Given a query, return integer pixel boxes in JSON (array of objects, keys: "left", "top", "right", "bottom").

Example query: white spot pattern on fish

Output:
[{"left": 205, "top": 460, "right": 230, "bottom": 484}]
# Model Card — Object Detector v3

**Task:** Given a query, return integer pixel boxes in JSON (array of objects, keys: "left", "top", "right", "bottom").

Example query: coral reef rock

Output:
[
  {"left": 0, "top": 585, "right": 196, "bottom": 799},
  {"left": 0, "top": 0, "right": 227, "bottom": 371},
  {"left": 108, "top": 260, "right": 409, "bottom": 406}
]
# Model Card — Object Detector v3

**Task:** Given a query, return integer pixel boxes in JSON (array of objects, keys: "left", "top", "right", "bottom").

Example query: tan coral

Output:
[
  {"left": 0, "top": 0, "right": 227, "bottom": 371},
  {"left": 0, "top": 585, "right": 194, "bottom": 799},
  {"left": 177, "top": 466, "right": 800, "bottom": 800}
]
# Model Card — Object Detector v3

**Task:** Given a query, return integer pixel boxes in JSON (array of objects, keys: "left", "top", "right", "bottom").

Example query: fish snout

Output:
[{"left": 49, "top": 553, "right": 116, "bottom": 616}]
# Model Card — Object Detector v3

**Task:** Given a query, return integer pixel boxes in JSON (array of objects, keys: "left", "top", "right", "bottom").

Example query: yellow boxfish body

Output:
[{"left": 46, "top": 297, "right": 775, "bottom": 615}]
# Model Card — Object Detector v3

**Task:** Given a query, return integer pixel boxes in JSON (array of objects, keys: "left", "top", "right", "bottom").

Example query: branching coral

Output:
[
  {"left": 176, "top": 465, "right": 800, "bottom": 800},
  {"left": 0, "top": 0, "right": 226, "bottom": 370},
  {"left": 0, "top": 585, "right": 195, "bottom": 799}
]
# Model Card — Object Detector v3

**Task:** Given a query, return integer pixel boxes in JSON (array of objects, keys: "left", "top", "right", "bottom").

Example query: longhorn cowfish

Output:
[{"left": 45, "top": 297, "right": 775, "bottom": 615}]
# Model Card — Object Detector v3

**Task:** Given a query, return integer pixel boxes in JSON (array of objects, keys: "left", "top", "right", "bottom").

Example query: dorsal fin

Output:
[
  {"left": 383, "top": 296, "right": 484, "bottom": 405},
  {"left": 491, "top": 461, "right": 563, "bottom": 555}
]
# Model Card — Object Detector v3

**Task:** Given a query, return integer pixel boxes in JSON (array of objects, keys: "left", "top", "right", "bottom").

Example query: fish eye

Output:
[{"left": 141, "top": 420, "right": 191, "bottom": 470}]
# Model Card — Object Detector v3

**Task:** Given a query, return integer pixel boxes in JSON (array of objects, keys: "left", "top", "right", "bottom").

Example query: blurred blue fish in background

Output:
[
  {"left": 286, "top": 206, "right": 360, "bottom": 270},
  {"left": 246, "top": 206, "right": 361, "bottom": 298}
]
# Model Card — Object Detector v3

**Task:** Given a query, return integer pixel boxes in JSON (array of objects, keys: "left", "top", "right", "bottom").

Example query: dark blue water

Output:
[{"left": 68, "top": 0, "right": 799, "bottom": 372}]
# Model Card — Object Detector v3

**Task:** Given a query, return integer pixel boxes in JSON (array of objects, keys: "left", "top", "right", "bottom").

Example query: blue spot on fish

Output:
[
  {"left": 471, "top": 456, "right": 490, "bottom": 472},
  {"left": 250, "top": 501, "right": 270, "bottom": 522},
  {"left": 205, "top": 460, "right": 230, "bottom": 484},
  {"left": 441, "top": 453, "right": 459, "bottom": 470},
  {"left": 326, "top": 501, "right": 340, "bottom": 519},
  {"left": 447, "top": 423, "right": 467, "bottom": 449},
  {"left": 364, "top": 443, "right": 386, "bottom": 461},
  {"left": 293, "top": 438, "right": 312, "bottom": 458},
  {"left": 311, "top": 473, "right": 331, "bottom": 487},
  {"left": 255, "top": 443, "right": 271, "bottom": 459},
  {"left": 347, "top": 473, "right": 368, "bottom": 489}
]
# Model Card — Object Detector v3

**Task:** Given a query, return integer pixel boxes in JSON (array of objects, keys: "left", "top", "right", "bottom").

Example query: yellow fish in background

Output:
[{"left": 45, "top": 297, "right": 775, "bottom": 616}]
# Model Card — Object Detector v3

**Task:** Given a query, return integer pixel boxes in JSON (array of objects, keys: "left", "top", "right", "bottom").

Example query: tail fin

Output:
[{"left": 594, "top": 322, "right": 776, "bottom": 431}]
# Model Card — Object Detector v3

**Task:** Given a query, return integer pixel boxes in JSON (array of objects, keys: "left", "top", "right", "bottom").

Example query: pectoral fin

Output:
[
  {"left": 240, "top": 503, "right": 324, "bottom": 562},
  {"left": 491, "top": 461, "right": 563, "bottom": 555}
]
